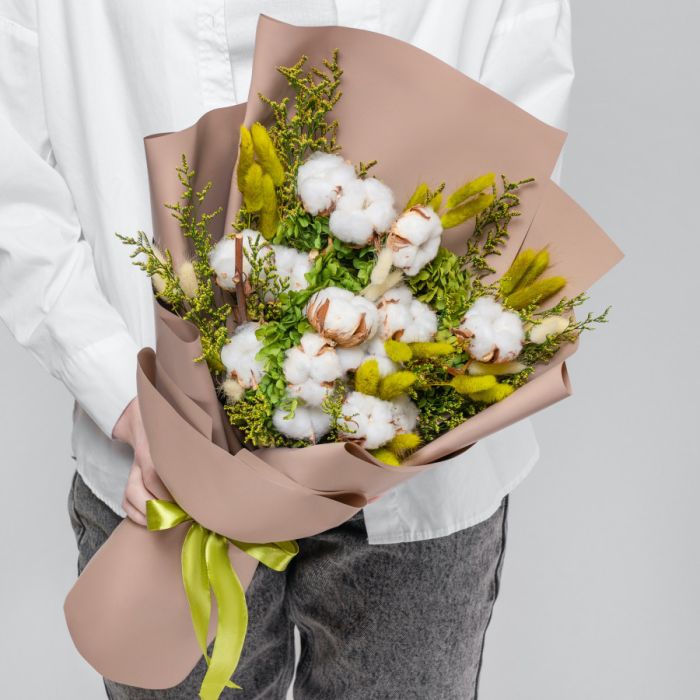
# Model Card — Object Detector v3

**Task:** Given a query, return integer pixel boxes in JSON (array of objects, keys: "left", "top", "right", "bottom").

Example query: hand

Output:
[{"left": 112, "top": 398, "right": 170, "bottom": 526}]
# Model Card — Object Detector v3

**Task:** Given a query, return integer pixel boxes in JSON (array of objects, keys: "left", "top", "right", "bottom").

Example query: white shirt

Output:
[{"left": 0, "top": 0, "right": 573, "bottom": 544}]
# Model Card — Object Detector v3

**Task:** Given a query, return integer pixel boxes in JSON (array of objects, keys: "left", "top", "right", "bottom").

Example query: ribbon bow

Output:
[{"left": 146, "top": 499, "right": 298, "bottom": 699}]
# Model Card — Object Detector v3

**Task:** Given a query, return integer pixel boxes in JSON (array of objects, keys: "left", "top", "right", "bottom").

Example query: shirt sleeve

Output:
[
  {"left": 0, "top": 15, "right": 141, "bottom": 438},
  {"left": 478, "top": 0, "right": 574, "bottom": 182}
]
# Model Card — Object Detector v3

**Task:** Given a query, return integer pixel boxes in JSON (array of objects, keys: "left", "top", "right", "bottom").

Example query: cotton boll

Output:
[
  {"left": 328, "top": 208, "right": 375, "bottom": 246},
  {"left": 491, "top": 312, "right": 526, "bottom": 361},
  {"left": 378, "top": 302, "right": 413, "bottom": 341},
  {"left": 336, "top": 344, "right": 369, "bottom": 372},
  {"left": 378, "top": 285, "right": 414, "bottom": 306},
  {"left": 388, "top": 206, "right": 443, "bottom": 276},
  {"left": 271, "top": 245, "right": 312, "bottom": 291},
  {"left": 297, "top": 152, "right": 357, "bottom": 215},
  {"left": 391, "top": 395, "right": 419, "bottom": 434},
  {"left": 282, "top": 332, "right": 344, "bottom": 406},
  {"left": 329, "top": 177, "right": 397, "bottom": 245},
  {"left": 307, "top": 287, "right": 379, "bottom": 347},
  {"left": 338, "top": 391, "right": 397, "bottom": 449},
  {"left": 376, "top": 286, "right": 437, "bottom": 342},
  {"left": 209, "top": 237, "right": 239, "bottom": 290},
  {"left": 459, "top": 296, "right": 525, "bottom": 363},
  {"left": 468, "top": 295, "right": 502, "bottom": 322},
  {"left": 287, "top": 379, "right": 334, "bottom": 406},
  {"left": 462, "top": 316, "right": 497, "bottom": 362},
  {"left": 362, "top": 178, "right": 397, "bottom": 232},
  {"left": 403, "top": 298, "right": 438, "bottom": 343},
  {"left": 209, "top": 229, "right": 266, "bottom": 290},
  {"left": 220, "top": 322, "right": 265, "bottom": 388},
  {"left": 365, "top": 337, "right": 398, "bottom": 376},
  {"left": 273, "top": 405, "right": 331, "bottom": 442}
]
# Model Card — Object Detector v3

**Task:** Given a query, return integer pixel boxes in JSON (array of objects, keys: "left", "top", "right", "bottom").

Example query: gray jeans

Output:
[{"left": 68, "top": 471, "right": 508, "bottom": 699}]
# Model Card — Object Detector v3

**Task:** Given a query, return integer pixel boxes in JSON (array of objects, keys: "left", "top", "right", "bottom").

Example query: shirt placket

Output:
[{"left": 197, "top": 0, "right": 237, "bottom": 110}]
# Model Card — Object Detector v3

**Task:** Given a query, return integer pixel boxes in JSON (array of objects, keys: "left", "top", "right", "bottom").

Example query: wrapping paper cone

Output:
[{"left": 65, "top": 16, "right": 623, "bottom": 690}]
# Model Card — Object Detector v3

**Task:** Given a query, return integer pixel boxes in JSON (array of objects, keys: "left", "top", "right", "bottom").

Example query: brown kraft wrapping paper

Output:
[{"left": 64, "top": 17, "right": 623, "bottom": 689}]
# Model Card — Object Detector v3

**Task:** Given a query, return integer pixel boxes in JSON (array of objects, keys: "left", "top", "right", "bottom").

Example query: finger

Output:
[
  {"left": 122, "top": 496, "right": 147, "bottom": 527},
  {"left": 135, "top": 442, "right": 171, "bottom": 500},
  {"left": 141, "top": 463, "right": 170, "bottom": 500},
  {"left": 126, "top": 463, "right": 158, "bottom": 514}
]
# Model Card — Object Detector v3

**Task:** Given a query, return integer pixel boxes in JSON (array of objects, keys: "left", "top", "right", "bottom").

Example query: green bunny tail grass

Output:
[
  {"left": 251, "top": 122, "right": 285, "bottom": 186},
  {"left": 499, "top": 248, "right": 536, "bottom": 296},
  {"left": 370, "top": 448, "right": 401, "bottom": 466},
  {"left": 515, "top": 248, "right": 550, "bottom": 291},
  {"left": 428, "top": 191, "right": 442, "bottom": 212},
  {"left": 237, "top": 125, "right": 255, "bottom": 193},
  {"left": 468, "top": 383, "right": 515, "bottom": 404},
  {"left": 446, "top": 172, "right": 496, "bottom": 210},
  {"left": 405, "top": 183, "right": 429, "bottom": 210},
  {"left": 355, "top": 358, "right": 380, "bottom": 396},
  {"left": 259, "top": 173, "right": 279, "bottom": 240},
  {"left": 409, "top": 341, "right": 455, "bottom": 359},
  {"left": 441, "top": 193, "right": 494, "bottom": 229},
  {"left": 450, "top": 374, "right": 497, "bottom": 395},
  {"left": 384, "top": 339, "right": 413, "bottom": 364},
  {"left": 388, "top": 432, "right": 421, "bottom": 457},
  {"left": 242, "top": 162, "right": 264, "bottom": 212},
  {"left": 505, "top": 276, "right": 567, "bottom": 310},
  {"left": 378, "top": 371, "right": 417, "bottom": 400}
]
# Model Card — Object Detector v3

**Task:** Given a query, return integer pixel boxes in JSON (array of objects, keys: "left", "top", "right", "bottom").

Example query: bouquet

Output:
[{"left": 64, "top": 18, "right": 623, "bottom": 700}]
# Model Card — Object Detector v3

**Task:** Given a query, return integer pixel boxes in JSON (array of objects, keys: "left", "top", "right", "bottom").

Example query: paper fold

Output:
[{"left": 65, "top": 16, "right": 623, "bottom": 689}]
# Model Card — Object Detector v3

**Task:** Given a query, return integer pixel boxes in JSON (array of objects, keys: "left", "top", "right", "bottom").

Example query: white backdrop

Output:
[{"left": 1, "top": 1, "right": 698, "bottom": 697}]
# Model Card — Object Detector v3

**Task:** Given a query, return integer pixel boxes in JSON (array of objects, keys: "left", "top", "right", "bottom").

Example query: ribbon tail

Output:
[
  {"left": 181, "top": 523, "right": 212, "bottom": 664},
  {"left": 198, "top": 533, "right": 248, "bottom": 699},
  {"left": 231, "top": 539, "right": 299, "bottom": 572}
]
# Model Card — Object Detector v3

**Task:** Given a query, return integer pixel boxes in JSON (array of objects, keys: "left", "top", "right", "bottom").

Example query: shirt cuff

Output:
[{"left": 58, "top": 331, "right": 141, "bottom": 438}]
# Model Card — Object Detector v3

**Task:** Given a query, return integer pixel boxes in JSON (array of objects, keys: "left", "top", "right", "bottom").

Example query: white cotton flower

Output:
[
  {"left": 364, "top": 336, "right": 398, "bottom": 376},
  {"left": 307, "top": 287, "right": 379, "bottom": 347},
  {"left": 297, "top": 152, "right": 357, "bottom": 215},
  {"left": 336, "top": 337, "right": 398, "bottom": 376},
  {"left": 271, "top": 245, "right": 312, "bottom": 291},
  {"left": 375, "top": 285, "right": 438, "bottom": 342},
  {"left": 329, "top": 178, "right": 397, "bottom": 246},
  {"left": 209, "top": 229, "right": 264, "bottom": 290},
  {"left": 459, "top": 296, "right": 525, "bottom": 363},
  {"left": 335, "top": 344, "right": 369, "bottom": 373},
  {"left": 273, "top": 405, "right": 331, "bottom": 442},
  {"left": 220, "top": 322, "right": 265, "bottom": 388},
  {"left": 387, "top": 205, "right": 443, "bottom": 276},
  {"left": 391, "top": 395, "right": 419, "bottom": 434},
  {"left": 362, "top": 179, "right": 398, "bottom": 232},
  {"left": 338, "top": 391, "right": 397, "bottom": 449},
  {"left": 282, "top": 332, "right": 344, "bottom": 406}
]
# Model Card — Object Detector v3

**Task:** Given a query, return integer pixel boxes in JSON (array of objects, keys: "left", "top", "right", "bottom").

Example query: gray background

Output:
[{"left": 1, "top": 1, "right": 698, "bottom": 697}]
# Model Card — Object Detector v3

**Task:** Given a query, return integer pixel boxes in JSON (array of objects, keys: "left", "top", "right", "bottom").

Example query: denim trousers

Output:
[{"left": 68, "top": 471, "right": 508, "bottom": 699}]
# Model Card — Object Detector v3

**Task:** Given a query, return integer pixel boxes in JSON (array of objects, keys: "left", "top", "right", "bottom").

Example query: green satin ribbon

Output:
[{"left": 146, "top": 499, "right": 298, "bottom": 699}]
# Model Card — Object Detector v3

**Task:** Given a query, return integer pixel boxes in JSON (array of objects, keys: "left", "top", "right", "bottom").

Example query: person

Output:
[{"left": 0, "top": 1, "right": 573, "bottom": 697}]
